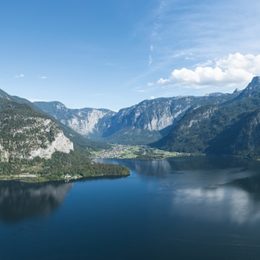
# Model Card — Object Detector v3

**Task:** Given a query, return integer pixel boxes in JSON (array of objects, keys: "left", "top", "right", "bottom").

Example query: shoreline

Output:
[
  {"left": 0, "top": 171, "right": 130, "bottom": 183},
  {"left": 1, "top": 153, "right": 258, "bottom": 183}
]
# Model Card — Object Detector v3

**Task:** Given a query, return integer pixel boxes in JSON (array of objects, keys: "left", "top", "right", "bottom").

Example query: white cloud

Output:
[
  {"left": 157, "top": 53, "right": 260, "bottom": 89},
  {"left": 157, "top": 78, "right": 170, "bottom": 85},
  {"left": 40, "top": 75, "right": 47, "bottom": 80},
  {"left": 15, "top": 73, "right": 25, "bottom": 78},
  {"left": 139, "top": 0, "right": 260, "bottom": 86}
]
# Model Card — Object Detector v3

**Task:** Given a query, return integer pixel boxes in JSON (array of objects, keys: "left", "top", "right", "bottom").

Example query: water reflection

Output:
[
  {"left": 173, "top": 186, "right": 260, "bottom": 224},
  {"left": 168, "top": 159, "right": 260, "bottom": 225},
  {"left": 118, "top": 157, "right": 260, "bottom": 225},
  {"left": 0, "top": 181, "right": 72, "bottom": 223},
  {"left": 2, "top": 157, "right": 260, "bottom": 227},
  {"left": 120, "top": 156, "right": 256, "bottom": 178}
]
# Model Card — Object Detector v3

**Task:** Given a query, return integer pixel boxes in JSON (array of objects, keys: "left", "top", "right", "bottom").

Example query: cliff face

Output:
[
  {"left": 0, "top": 99, "right": 73, "bottom": 162},
  {"left": 34, "top": 101, "right": 115, "bottom": 137}
]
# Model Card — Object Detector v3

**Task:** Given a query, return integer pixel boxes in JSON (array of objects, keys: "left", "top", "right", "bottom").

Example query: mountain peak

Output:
[
  {"left": 237, "top": 76, "right": 260, "bottom": 98},
  {"left": 0, "top": 88, "right": 11, "bottom": 100},
  {"left": 248, "top": 76, "right": 260, "bottom": 90},
  {"left": 251, "top": 76, "right": 260, "bottom": 84}
]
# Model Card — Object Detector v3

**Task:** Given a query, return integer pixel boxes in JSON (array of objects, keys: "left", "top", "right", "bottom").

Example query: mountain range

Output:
[
  {"left": 34, "top": 91, "right": 238, "bottom": 145},
  {"left": 34, "top": 76, "right": 260, "bottom": 157},
  {"left": 1, "top": 76, "right": 260, "bottom": 163}
]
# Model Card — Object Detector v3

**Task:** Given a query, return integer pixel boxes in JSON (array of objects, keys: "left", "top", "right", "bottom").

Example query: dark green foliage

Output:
[
  {"left": 40, "top": 151, "right": 129, "bottom": 178},
  {"left": 0, "top": 151, "right": 129, "bottom": 180},
  {"left": 206, "top": 109, "right": 260, "bottom": 157}
]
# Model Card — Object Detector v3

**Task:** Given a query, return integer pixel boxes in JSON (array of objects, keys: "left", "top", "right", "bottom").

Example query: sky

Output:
[{"left": 1, "top": 0, "right": 260, "bottom": 111}]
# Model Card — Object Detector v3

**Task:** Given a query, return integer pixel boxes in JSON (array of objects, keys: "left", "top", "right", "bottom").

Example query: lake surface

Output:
[{"left": 1, "top": 157, "right": 260, "bottom": 259}]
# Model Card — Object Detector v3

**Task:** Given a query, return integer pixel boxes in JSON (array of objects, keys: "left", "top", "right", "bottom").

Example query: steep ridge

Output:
[{"left": 154, "top": 77, "right": 260, "bottom": 157}]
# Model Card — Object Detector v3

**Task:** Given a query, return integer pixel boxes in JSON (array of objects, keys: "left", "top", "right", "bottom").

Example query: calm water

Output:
[{"left": 1, "top": 157, "right": 260, "bottom": 259}]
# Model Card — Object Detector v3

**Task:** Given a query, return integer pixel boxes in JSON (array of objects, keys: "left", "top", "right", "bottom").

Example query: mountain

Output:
[
  {"left": 206, "top": 109, "right": 260, "bottom": 156},
  {"left": 2, "top": 77, "right": 260, "bottom": 161},
  {"left": 35, "top": 93, "right": 237, "bottom": 145},
  {"left": 236, "top": 76, "right": 260, "bottom": 99},
  {"left": 0, "top": 89, "right": 108, "bottom": 151},
  {"left": 34, "top": 101, "right": 115, "bottom": 137},
  {"left": 154, "top": 77, "right": 260, "bottom": 157},
  {"left": 0, "top": 90, "right": 129, "bottom": 180},
  {"left": 102, "top": 94, "right": 237, "bottom": 144},
  {"left": 0, "top": 98, "right": 73, "bottom": 162}
]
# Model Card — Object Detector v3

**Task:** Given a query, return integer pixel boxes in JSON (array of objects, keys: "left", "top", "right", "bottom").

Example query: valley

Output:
[
  {"left": 1, "top": 77, "right": 260, "bottom": 182},
  {"left": 91, "top": 144, "right": 190, "bottom": 160}
]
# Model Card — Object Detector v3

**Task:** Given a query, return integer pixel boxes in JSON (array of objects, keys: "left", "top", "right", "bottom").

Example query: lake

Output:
[{"left": 1, "top": 157, "right": 260, "bottom": 259}]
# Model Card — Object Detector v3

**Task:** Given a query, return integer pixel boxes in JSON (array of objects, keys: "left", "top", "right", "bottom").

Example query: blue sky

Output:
[{"left": 1, "top": 0, "right": 260, "bottom": 111}]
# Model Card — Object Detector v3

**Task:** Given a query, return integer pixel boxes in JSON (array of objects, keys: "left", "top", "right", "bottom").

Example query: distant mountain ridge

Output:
[
  {"left": 34, "top": 91, "right": 238, "bottom": 144},
  {"left": 34, "top": 101, "right": 115, "bottom": 137}
]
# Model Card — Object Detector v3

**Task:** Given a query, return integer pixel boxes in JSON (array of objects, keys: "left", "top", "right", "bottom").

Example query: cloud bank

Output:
[{"left": 157, "top": 53, "right": 260, "bottom": 89}]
